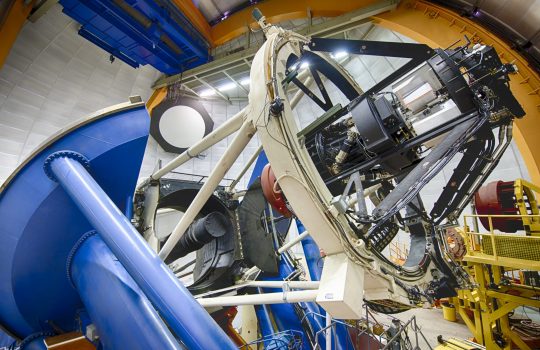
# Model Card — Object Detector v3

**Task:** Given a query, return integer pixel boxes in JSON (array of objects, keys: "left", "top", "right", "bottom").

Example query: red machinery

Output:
[{"left": 474, "top": 180, "right": 523, "bottom": 232}]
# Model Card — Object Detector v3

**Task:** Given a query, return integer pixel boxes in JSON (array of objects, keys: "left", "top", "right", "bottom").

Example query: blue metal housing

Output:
[
  {"left": 59, "top": 0, "right": 210, "bottom": 74},
  {"left": 45, "top": 151, "right": 235, "bottom": 350},
  {"left": 0, "top": 101, "right": 235, "bottom": 350},
  {"left": 0, "top": 103, "right": 150, "bottom": 337}
]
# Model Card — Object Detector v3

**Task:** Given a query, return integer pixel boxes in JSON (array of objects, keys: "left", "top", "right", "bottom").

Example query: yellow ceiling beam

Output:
[
  {"left": 146, "top": 87, "right": 167, "bottom": 115},
  {"left": 372, "top": 0, "right": 540, "bottom": 185},
  {"left": 0, "top": 0, "right": 35, "bottom": 69},
  {"left": 209, "top": 0, "right": 382, "bottom": 46},
  {"left": 170, "top": 0, "right": 213, "bottom": 47}
]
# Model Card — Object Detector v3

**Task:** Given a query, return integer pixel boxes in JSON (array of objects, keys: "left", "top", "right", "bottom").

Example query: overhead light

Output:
[
  {"left": 240, "top": 77, "right": 250, "bottom": 86},
  {"left": 300, "top": 62, "right": 309, "bottom": 69},
  {"left": 331, "top": 51, "right": 348, "bottom": 59},
  {"left": 199, "top": 89, "right": 216, "bottom": 97},
  {"left": 218, "top": 82, "right": 236, "bottom": 92},
  {"left": 290, "top": 62, "right": 299, "bottom": 71}
]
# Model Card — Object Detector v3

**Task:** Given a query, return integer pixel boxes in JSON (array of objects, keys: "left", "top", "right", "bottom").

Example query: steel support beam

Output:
[
  {"left": 198, "top": 290, "right": 319, "bottom": 307},
  {"left": 224, "top": 71, "right": 249, "bottom": 94},
  {"left": 228, "top": 144, "right": 262, "bottom": 191},
  {"left": 195, "top": 76, "right": 230, "bottom": 102}
]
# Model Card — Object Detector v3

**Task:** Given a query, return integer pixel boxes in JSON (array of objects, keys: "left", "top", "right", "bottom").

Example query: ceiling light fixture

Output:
[
  {"left": 218, "top": 82, "right": 236, "bottom": 92},
  {"left": 331, "top": 51, "right": 348, "bottom": 59},
  {"left": 199, "top": 89, "right": 216, "bottom": 97}
]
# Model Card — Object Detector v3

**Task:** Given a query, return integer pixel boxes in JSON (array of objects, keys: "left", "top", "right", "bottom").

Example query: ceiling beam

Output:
[
  {"left": 210, "top": 0, "right": 395, "bottom": 46},
  {"left": 195, "top": 76, "right": 230, "bottom": 103},
  {"left": 223, "top": 71, "right": 249, "bottom": 95},
  {"left": 169, "top": 0, "right": 213, "bottom": 47},
  {"left": 0, "top": 0, "right": 36, "bottom": 69},
  {"left": 153, "top": 0, "right": 397, "bottom": 90}
]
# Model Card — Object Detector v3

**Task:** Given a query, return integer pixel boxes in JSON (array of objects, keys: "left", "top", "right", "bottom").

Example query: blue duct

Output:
[
  {"left": 262, "top": 259, "right": 311, "bottom": 350},
  {"left": 0, "top": 331, "right": 14, "bottom": 348},
  {"left": 254, "top": 302, "right": 274, "bottom": 338},
  {"left": 45, "top": 151, "right": 236, "bottom": 350},
  {"left": 70, "top": 233, "right": 182, "bottom": 350},
  {"left": 254, "top": 291, "right": 277, "bottom": 348},
  {"left": 297, "top": 221, "right": 323, "bottom": 282}
]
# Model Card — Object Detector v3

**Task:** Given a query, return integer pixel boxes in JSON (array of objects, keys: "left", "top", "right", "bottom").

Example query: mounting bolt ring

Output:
[{"left": 43, "top": 151, "right": 90, "bottom": 182}]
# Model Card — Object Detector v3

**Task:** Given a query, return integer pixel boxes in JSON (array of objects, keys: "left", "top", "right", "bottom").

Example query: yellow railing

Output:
[
  {"left": 389, "top": 240, "right": 409, "bottom": 266},
  {"left": 462, "top": 214, "right": 540, "bottom": 270}
]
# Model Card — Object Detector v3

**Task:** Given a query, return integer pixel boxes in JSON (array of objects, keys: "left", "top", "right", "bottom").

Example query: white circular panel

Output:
[{"left": 159, "top": 105, "right": 206, "bottom": 149}]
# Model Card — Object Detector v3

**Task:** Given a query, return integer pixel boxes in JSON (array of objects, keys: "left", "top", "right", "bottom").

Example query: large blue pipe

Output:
[
  {"left": 254, "top": 290, "right": 274, "bottom": 338},
  {"left": 297, "top": 222, "right": 323, "bottom": 282},
  {"left": 254, "top": 294, "right": 280, "bottom": 348},
  {"left": 70, "top": 233, "right": 181, "bottom": 350},
  {"left": 45, "top": 152, "right": 236, "bottom": 350}
]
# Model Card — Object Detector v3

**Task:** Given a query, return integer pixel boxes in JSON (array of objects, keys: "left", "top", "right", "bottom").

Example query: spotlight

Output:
[{"left": 331, "top": 51, "right": 348, "bottom": 59}]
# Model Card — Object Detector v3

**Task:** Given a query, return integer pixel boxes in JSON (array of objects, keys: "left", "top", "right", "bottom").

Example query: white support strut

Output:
[
  {"left": 197, "top": 290, "right": 318, "bottom": 307},
  {"left": 277, "top": 231, "right": 310, "bottom": 254},
  {"left": 159, "top": 120, "right": 256, "bottom": 259},
  {"left": 151, "top": 108, "right": 246, "bottom": 180}
]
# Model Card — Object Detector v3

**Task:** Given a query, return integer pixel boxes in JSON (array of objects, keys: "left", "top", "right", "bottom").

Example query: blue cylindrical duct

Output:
[
  {"left": 254, "top": 289, "right": 278, "bottom": 348},
  {"left": 70, "top": 233, "right": 182, "bottom": 350},
  {"left": 45, "top": 152, "right": 236, "bottom": 350},
  {"left": 297, "top": 222, "right": 323, "bottom": 282}
]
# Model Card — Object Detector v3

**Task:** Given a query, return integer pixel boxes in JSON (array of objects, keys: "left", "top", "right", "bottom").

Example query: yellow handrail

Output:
[{"left": 461, "top": 214, "right": 540, "bottom": 270}]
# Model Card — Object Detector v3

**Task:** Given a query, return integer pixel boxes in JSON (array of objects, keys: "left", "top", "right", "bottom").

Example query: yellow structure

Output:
[
  {"left": 0, "top": 0, "right": 36, "bottom": 69},
  {"left": 388, "top": 241, "right": 408, "bottom": 266},
  {"left": 435, "top": 337, "right": 485, "bottom": 350},
  {"left": 514, "top": 179, "right": 540, "bottom": 236},
  {"left": 450, "top": 180, "right": 540, "bottom": 350}
]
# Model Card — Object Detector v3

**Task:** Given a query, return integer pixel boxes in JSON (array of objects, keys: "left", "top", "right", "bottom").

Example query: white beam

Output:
[
  {"left": 151, "top": 108, "right": 246, "bottom": 180},
  {"left": 198, "top": 290, "right": 318, "bottom": 307},
  {"left": 159, "top": 120, "right": 256, "bottom": 260}
]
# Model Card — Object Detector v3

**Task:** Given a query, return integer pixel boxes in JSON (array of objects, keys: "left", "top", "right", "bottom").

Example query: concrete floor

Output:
[{"left": 372, "top": 307, "right": 473, "bottom": 348}]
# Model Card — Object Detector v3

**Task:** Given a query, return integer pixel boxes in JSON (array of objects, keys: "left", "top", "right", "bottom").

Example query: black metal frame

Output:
[{"left": 281, "top": 36, "right": 523, "bottom": 301}]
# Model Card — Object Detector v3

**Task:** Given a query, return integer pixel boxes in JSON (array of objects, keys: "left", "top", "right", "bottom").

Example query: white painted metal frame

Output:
[{"left": 143, "top": 11, "right": 435, "bottom": 316}]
